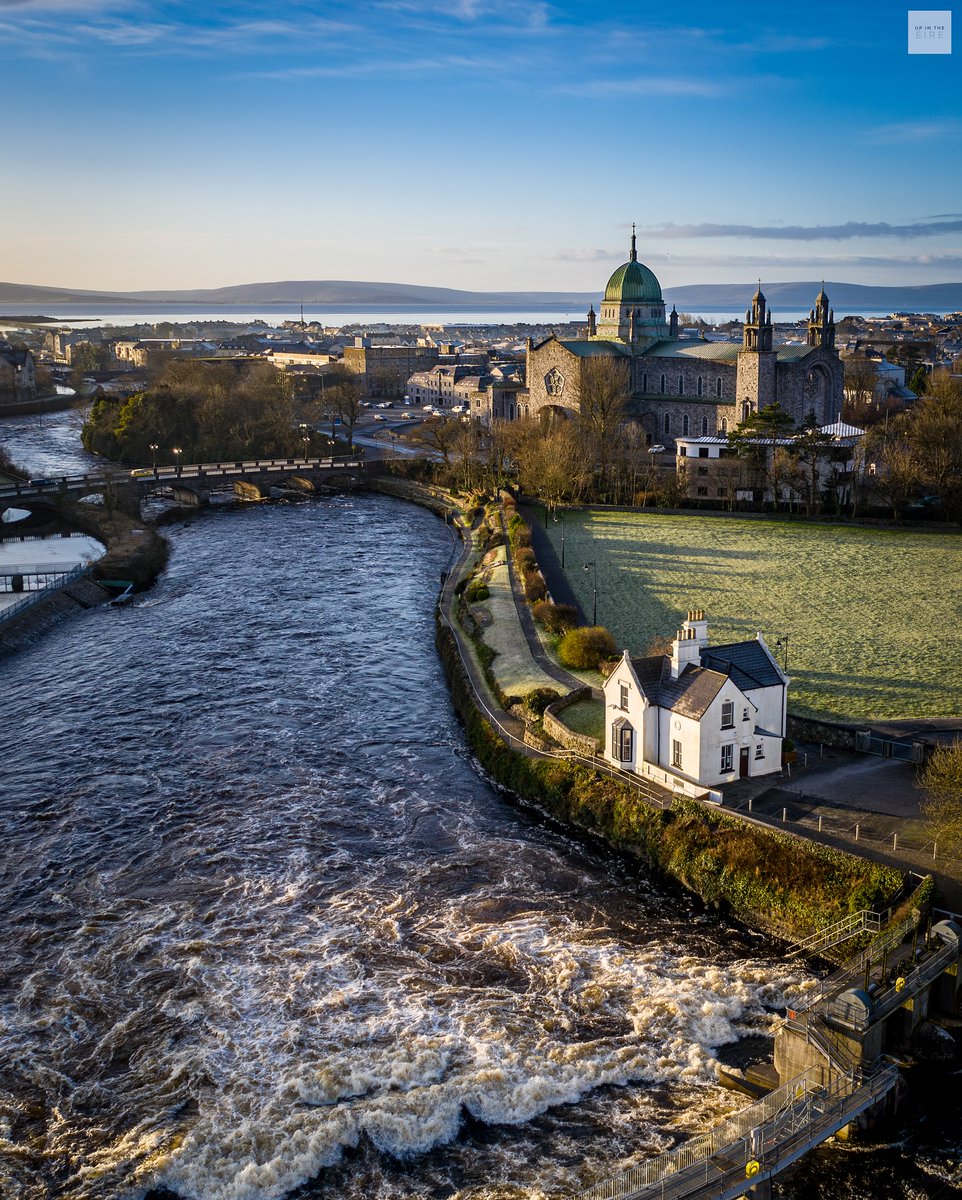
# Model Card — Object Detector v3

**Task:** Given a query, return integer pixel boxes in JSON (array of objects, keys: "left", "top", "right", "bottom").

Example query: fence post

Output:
[
  {"left": 855, "top": 824, "right": 860, "bottom": 841},
  {"left": 933, "top": 842, "right": 938, "bottom": 860},
  {"left": 892, "top": 832, "right": 898, "bottom": 852},
  {"left": 782, "top": 807, "right": 787, "bottom": 823},
  {"left": 748, "top": 797, "right": 753, "bottom": 813},
  {"left": 818, "top": 815, "right": 823, "bottom": 833}
]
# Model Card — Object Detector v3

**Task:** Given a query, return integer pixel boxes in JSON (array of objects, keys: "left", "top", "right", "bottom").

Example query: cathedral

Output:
[{"left": 523, "top": 229, "right": 844, "bottom": 444}]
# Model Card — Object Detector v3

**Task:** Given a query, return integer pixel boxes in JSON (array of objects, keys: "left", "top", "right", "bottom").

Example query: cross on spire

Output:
[{"left": 630, "top": 222, "right": 637, "bottom": 262}]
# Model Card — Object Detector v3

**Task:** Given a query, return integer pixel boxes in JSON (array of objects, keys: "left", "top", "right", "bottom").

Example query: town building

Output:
[
  {"left": 523, "top": 229, "right": 844, "bottom": 445},
  {"left": 0, "top": 343, "right": 36, "bottom": 400},
  {"left": 341, "top": 339, "right": 440, "bottom": 397},
  {"left": 603, "top": 610, "right": 788, "bottom": 794}
]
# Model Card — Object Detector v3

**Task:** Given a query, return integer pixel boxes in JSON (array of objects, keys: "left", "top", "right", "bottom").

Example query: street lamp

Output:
[
  {"left": 172, "top": 446, "right": 182, "bottom": 475},
  {"left": 555, "top": 508, "right": 565, "bottom": 568},
  {"left": 583, "top": 561, "right": 597, "bottom": 626},
  {"left": 774, "top": 635, "right": 790, "bottom": 672},
  {"left": 149, "top": 443, "right": 158, "bottom": 471},
  {"left": 302, "top": 434, "right": 310, "bottom": 463}
]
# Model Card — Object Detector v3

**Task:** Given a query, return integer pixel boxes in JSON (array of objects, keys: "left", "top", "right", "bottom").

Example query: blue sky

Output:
[{"left": 4, "top": 0, "right": 960, "bottom": 292}]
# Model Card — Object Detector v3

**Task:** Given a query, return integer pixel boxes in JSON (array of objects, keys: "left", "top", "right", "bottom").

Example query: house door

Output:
[{"left": 739, "top": 747, "right": 750, "bottom": 778}]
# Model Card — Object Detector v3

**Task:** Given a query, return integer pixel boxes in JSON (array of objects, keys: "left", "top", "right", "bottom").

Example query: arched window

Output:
[
  {"left": 642, "top": 372, "right": 648, "bottom": 392},
  {"left": 683, "top": 414, "right": 690, "bottom": 435},
  {"left": 697, "top": 376, "right": 704, "bottom": 397},
  {"left": 660, "top": 373, "right": 666, "bottom": 394},
  {"left": 663, "top": 412, "right": 671, "bottom": 435},
  {"left": 716, "top": 377, "right": 723, "bottom": 398},
  {"left": 721, "top": 417, "right": 728, "bottom": 433},
  {"left": 701, "top": 416, "right": 709, "bottom": 435}
]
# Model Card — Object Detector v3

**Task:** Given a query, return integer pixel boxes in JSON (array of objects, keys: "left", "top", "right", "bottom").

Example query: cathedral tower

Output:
[
  {"left": 807, "top": 284, "right": 835, "bottom": 349},
  {"left": 736, "top": 285, "right": 777, "bottom": 420},
  {"left": 594, "top": 225, "right": 669, "bottom": 347}
]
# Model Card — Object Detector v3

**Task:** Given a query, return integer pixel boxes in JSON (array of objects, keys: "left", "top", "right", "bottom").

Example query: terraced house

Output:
[{"left": 524, "top": 229, "right": 844, "bottom": 445}]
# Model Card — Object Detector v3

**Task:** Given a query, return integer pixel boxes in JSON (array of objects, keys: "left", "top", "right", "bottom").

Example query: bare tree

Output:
[{"left": 576, "top": 355, "right": 631, "bottom": 494}]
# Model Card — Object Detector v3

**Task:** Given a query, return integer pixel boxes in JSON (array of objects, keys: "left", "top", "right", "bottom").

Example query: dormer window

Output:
[
  {"left": 721, "top": 699, "right": 735, "bottom": 729},
  {"left": 620, "top": 683, "right": 629, "bottom": 709}
]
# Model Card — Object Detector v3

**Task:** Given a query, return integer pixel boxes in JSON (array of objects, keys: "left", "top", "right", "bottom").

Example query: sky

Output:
[{"left": 4, "top": 0, "right": 961, "bottom": 293}]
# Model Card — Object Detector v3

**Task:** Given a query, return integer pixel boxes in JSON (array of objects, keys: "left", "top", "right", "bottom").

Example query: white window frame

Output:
[{"left": 721, "top": 744, "right": 734, "bottom": 773}]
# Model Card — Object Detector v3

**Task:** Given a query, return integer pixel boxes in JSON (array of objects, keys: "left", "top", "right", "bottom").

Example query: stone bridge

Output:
[{"left": 0, "top": 455, "right": 367, "bottom": 510}]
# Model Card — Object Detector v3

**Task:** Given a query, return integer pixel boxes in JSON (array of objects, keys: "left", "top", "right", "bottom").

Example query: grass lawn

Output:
[
  {"left": 545, "top": 510, "right": 962, "bottom": 722},
  {"left": 558, "top": 697, "right": 605, "bottom": 745}
]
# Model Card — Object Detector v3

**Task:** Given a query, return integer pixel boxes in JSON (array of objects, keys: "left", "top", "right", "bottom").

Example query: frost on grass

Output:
[{"left": 546, "top": 512, "right": 962, "bottom": 722}]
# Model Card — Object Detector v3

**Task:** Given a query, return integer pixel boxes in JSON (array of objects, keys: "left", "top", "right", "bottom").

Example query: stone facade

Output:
[{"left": 521, "top": 239, "right": 844, "bottom": 446}]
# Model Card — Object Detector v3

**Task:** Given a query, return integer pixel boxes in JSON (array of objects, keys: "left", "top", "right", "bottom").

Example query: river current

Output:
[{"left": 1, "top": 412, "right": 959, "bottom": 1200}]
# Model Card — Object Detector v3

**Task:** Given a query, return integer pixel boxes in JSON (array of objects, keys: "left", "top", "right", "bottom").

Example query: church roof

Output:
[
  {"left": 559, "top": 339, "right": 632, "bottom": 358},
  {"left": 603, "top": 225, "right": 663, "bottom": 304},
  {"left": 640, "top": 340, "right": 822, "bottom": 364}
]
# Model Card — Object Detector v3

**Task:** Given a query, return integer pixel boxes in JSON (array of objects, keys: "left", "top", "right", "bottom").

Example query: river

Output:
[{"left": 0, "top": 412, "right": 958, "bottom": 1200}]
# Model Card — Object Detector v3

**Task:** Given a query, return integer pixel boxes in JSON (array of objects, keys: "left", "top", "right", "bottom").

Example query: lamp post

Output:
[
  {"left": 302, "top": 434, "right": 310, "bottom": 463},
  {"left": 149, "top": 443, "right": 158, "bottom": 472},
  {"left": 583, "top": 560, "right": 597, "bottom": 626},
  {"left": 172, "top": 446, "right": 182, "bottom": 475},
  {"left": 557, "top": 509, "right": 565, "bottom": 568},
  {"left": 774, "top": 635, "right": 790, "bottom": 672}
]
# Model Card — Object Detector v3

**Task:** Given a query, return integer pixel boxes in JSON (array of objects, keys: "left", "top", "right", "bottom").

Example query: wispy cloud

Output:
[
  {"left": 642, "top": 219, "right": 962, "bottom": 241},
  {"left": 650, "top": 252, "right": 962, "bottom": 270},
  {"left": 863, "top": 119, "right": 962, "bottom": 144},
  {"left": 550, "top": 247, "right": 620, "bottom": 263},
  {"left": 559, "top": 76, "right": 723, "bottom": 98}
]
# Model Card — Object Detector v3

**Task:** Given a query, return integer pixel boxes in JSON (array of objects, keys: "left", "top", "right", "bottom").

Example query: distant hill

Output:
[
  {"left": 1, "top": 277, "right": 961, "bottom": 312},
  {"left": 663, "top": 280, "right": 962, "bottom": 312}
]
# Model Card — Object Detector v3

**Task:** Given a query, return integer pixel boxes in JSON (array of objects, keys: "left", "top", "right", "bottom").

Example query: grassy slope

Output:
[{"left": 547, "top": 511, "right": 962, "bottom": 722}]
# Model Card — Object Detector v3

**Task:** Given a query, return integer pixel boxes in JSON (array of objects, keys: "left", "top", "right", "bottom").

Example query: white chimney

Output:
[
  {"left": 682, "top": 608, "right": 709, "bottom": 649},
  {"left": 670, "top": 626, "right": 700, "bottom": 679}
]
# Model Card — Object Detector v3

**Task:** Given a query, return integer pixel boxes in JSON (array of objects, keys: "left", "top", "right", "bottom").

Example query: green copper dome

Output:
[{"left": 604, "top": 257, "right": 663, "bottom": 304}]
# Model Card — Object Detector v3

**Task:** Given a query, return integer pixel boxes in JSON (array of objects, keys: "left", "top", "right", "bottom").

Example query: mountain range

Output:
[{"left": 2, "top": 278, "right": 961, "bottom": 312}]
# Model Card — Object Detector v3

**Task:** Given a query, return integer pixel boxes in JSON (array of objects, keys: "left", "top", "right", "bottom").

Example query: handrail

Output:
[
  {"left": 788, "top": 909, "right": 880, "bottom": 958},
  {"left": 0, "top": 562, "right": 91, "bottom": 625}
]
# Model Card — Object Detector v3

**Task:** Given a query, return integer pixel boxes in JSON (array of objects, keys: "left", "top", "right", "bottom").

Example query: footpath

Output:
[{"left": 436, "top": 489, "right": 962, "bottom": 916}]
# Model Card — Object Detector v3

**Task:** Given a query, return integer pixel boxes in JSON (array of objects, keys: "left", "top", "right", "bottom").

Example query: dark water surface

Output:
[{"left": 0, "top": 412, "right": 958, "bottom": 1200}]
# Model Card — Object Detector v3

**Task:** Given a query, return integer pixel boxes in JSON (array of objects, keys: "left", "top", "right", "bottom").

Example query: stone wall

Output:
[
  {"left": 786, "top": 713, "right": 859, "bottom": 750},
  {"left": 543, "top": 686, "right": 601, "bottom": 756}
]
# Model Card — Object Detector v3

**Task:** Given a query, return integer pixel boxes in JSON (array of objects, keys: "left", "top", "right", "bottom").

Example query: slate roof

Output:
[
  {"left": 559, "top": 339, "right": 632, "bottom": 358},
  {"left": 639, "top": 340, "right": 819, "bottom": 365},
  {"left": 701, "top": 641, "right": 783, "bottom": 691},
  {"left": 628, "top": 654, "right": 730, "bottom": 719}
]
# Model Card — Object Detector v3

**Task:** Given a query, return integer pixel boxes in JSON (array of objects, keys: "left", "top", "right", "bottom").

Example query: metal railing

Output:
[
  {"left": 788, "top": 909, "right": 881, "bottom": 959},
  {"left": 574, "top": 1065, "right": 899, "bottom": 1200},
  {"left": 0, "top": 562, "right": 91, "bottom": 625}
]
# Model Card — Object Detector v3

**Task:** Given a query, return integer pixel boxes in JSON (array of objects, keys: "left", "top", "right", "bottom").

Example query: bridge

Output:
[
  {"left": 573, "top": 912, "right": 962, "bottom": 1200},
  {"left": 0, "top": 455, "right": 366, "bottom": 508}
]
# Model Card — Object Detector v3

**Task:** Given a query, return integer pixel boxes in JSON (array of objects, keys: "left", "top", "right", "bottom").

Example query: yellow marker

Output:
[
  {"left": 895, "top": 976, "right": 906, "bottom": 992},
  {"left": 746, "top": 1160, "right": 761, "bottom": 1178}
]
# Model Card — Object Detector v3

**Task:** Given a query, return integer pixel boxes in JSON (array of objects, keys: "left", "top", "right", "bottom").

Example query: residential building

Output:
[{"left": 603, "top": 610, "right": 788, "bottom": 794}]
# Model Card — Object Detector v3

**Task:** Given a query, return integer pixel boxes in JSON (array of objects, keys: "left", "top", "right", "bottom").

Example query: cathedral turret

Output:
[
  {"left": 807, "top": 283, "right": 835, "bottom": 349},
  {"left": 743, "top": 283, "right": 773, "bottom": 352},
  {"left": 669, "top": 305, "right": 679, "bottom": 338},
  {"left": 587, "top": 304, "right": 596, "bottom": 337},
  {"left": 595, "top": 224, "right": 669, "bottom": 346}
]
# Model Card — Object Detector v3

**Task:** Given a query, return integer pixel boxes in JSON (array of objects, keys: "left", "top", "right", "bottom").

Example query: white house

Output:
[{"left": 603, "top": 610, "right": 788, "bottom": 794}]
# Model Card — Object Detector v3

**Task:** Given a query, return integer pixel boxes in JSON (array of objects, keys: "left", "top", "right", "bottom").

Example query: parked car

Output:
[
  {"left": 401, "top": 412, "right": 417, "bottom": 420},
  {"left": 373, "top": 414, "right": 388, "bottom": 422}
]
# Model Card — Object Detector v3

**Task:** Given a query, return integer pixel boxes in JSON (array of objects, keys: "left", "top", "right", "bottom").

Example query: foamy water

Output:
[{"left": 4, "top": 411, "right": 951, "bottom": 1200}]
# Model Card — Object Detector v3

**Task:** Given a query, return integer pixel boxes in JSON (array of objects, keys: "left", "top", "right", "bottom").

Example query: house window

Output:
[
  {"left": 697, "top": 486, "right": 708, "bottom": 496},
  {"left": 721, "top": 699, "right": 735, "bottom": 729},
  {"left": 743, "top": 707, "right": 750, "bottom": 721},
  {"left": 697, "top": 466, "right": 708, "bottom": 475},
  {"left": 755, "top": 743, "right": 765, "bottom": 759},
  {"left": 698, "top": 447, "right": 709, "bottom": 458},
  {"left": 612, "top": 722, "right": 633, "bottom": 762},
  {"left": 620, "top": 683, "right": 629, "bottom": 709},
  {"left": 660, "top": 373, "right": 666, "bottom": 394},
  {"left": 672, "top": 739, "right": 683, "bottom": 768},
  {"left": 683, "top": 414, "right": 690, "bottom": 436},
  {"left": 721, "top": 744, "right": 734, "bottom": 773},
  {"left": 664, "top": 412, "right": 671, "bottom": 435}
]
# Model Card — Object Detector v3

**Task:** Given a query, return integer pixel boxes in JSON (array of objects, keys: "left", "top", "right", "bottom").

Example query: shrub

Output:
[
  {"left": 558, "top": 626, "right": 618, "bottom": 670},
  {"left": 507, "top": 513, "right": 531, "bottom": 548},
  {"left": 532, "top": 601, "right": 579, "bottom": 635},
  {"left": 465, "top": 579, "right": 490, "bottom": 602},
  {"left": 522, "top": 567, "right": 547, "bottom": 602},
  {"left": 524, "top": 687, "right": 563, "bottom": 716},
  {"left": 514, "top": 547, "right": 537, "bottom": 571}
]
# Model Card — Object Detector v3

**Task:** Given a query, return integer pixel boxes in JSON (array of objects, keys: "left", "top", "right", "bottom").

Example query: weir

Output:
[{"left": 573, "top": 914, "right": 962, "bottom": 1200}]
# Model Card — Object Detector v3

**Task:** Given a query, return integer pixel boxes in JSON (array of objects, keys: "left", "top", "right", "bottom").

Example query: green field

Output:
[{"left": 545, "top": 510, "right": 962, "bottom": 722}]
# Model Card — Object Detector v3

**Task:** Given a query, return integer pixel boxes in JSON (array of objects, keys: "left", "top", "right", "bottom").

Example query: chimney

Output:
[
  {"left": 670, "top": 626, "right": 701, "bottom": 679},
  {"left": 682, "top": 608, "right": 709, "bottom": 650}
]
